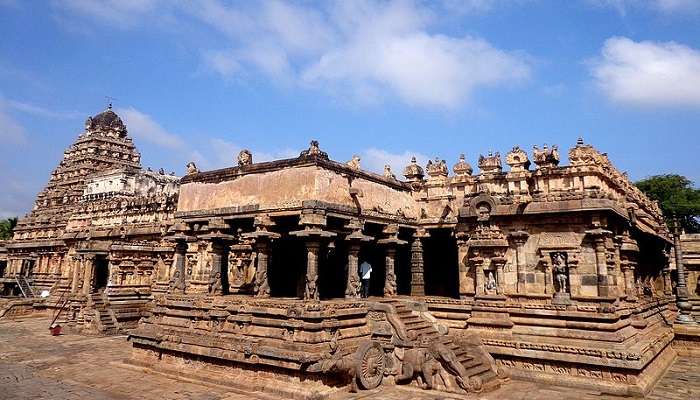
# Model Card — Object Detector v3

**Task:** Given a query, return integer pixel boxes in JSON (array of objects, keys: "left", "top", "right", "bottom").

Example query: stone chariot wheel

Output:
[{"left": 355, "top": 341, "right": 385, "bottom": 390}]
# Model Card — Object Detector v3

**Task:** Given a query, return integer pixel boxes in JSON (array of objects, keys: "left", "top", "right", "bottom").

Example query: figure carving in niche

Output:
[
  {"left": 476, "top": 202, "right": 491, "bottom": 222},
  {"left": 551, "top": 252, "right": 569, "bottom": 293},
  {"left": 238, "top": 149, "right": 252, "bottom": 166},
  {"left": 485, "top": 271, "right": 497, "bottom": 293},
  {"left": 305, "top": 271, "right": 318, "bottom": 300},
  {"left": 208, "top": 272, "right": 221, "bottom": 294},
  {"left": 384, "top": 165, "right": 396, "bottom": 180},
  {"left": 169, "top": 270, "right": 185, "bottom": 293}
]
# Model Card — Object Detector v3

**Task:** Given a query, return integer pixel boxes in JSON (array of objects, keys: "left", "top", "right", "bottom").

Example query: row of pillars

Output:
[{"left": 168, "top": 217, "right": 429, "bottom": 300}]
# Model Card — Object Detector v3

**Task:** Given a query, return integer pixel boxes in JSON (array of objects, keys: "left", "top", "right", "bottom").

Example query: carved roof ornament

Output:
[
  {"left": 505, "top": 146, "right": 530, "bottom": 172},
  {"left": 452, "top": 154, "right": 473, "bottom": 176},
  {"left": 347, "top": 155, "right": 361, "bottom": 170},
  {"left": 84, "top": 105, "right": 127, "bottom": 137},
  {"left": 426, "top": 157, "right": 448, "bottom": 178},
  {"left": 383, "top": 165, "right": 397, "bottom": 180},
  {"left": 568, "top": 137, "right": 598, "bottom": 166},
  {"left": 299, "top": 140, "right": 329, "bottom": 160},
  {"left": 532, "top": 144, "right": 560, "bottom": 168},
  {"left": 478, "top": 151, "right": 502, "bottom": 174},
  {"left": 238, "top": 149, "right": 252, "bottom": 167},
  {"left": 185, "top": 162, "right": 199, "bottom": 175},
  {"left": 403, "top": 156, "right": 424, "bottom": 182}
]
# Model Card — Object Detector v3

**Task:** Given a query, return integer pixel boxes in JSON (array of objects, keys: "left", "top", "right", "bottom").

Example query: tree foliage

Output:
[
  {"left": 635, "top": 174, "right": 700, "bottom": 233},
  {"left": 0, "top": 217, "right": 18, "bottom": 240}
]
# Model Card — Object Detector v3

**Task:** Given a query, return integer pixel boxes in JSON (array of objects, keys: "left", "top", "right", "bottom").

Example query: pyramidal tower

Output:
[{"left": 13, "top": 105, "right": 142, "bottom": 241}]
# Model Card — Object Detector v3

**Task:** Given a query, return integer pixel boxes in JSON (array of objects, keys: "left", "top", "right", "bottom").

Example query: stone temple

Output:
[{"left": 1, "top": 106, "right": 699, "bottom": 398}]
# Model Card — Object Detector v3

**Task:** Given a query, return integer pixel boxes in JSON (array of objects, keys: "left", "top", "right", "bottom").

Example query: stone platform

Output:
[{"left": 1, "top": 316, "right": 699, "bottom": 400}]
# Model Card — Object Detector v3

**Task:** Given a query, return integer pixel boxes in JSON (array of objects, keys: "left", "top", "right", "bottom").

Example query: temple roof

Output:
[{"left": 85, "top": 105, "right": 126, "bottom": 135}]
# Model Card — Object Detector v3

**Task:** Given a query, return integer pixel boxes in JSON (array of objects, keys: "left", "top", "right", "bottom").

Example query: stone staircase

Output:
[
  {"left": 382, "top": 298, "right": 502, "bottom": 392},
  {"left": 15, "top": 276, "right": 35, "bottom": 298},
  {"left": 90, "top": 292, "right": 118, "bottom": 334}
]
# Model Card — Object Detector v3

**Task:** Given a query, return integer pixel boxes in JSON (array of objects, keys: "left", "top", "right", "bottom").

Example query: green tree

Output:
[
  {"left": 635, "top": 175, "right": 700, "bottom": 233},
  {"left": 0, "top": 217, "right": 18, "bottom": 240}
]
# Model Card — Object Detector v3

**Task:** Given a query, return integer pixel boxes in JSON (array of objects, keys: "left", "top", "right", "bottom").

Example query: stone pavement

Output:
[{"left": 0, "top": 315, "right": 698, "bottom": 400}]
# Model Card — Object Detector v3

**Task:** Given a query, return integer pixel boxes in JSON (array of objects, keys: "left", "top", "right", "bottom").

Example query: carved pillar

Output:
[
  {"left": 384, "top": 246, "right": 397, "bottom": 297},
  {"left": 663, "top": 250, "right": 673, "bottom": 296},
  {"left": 671, "top": 217, "right": 695, "bottom": 324},
  {"left": 377, "top": 225, "right": 406, "bottom": 297},
  {"left": 510, "top": 231, "right": 529, "bottom": 294},
  {"left": 305, "top": 241, "right": 320, "bottom": 300},
  {"left": 456, "top": 232, "right": 472, "bottom": 298},
  {"left": 587, "top": 228, "right": 611, "bottom": 297},
  {"left": 345, "top": 223, "right": 372, "bottom": 299},
  {"left": 254, "top": 240, "right": 271, "bottom": 297},
  {"left": 542, "top": 257, "right": 553, "bottom": 294},
  {"left": 618, "top": 233, "right": 639, "bottom": 301},
  {"left": 70, "top": 255, "right": 83, "bottom": 294},
  {"left": 473, "top": 255, "right": 485, "bottom": 296},
  {"left": 208, "top": 241, "right": 225, "bottom": 295},
  {"left": 81, "top": 254, "right": 96, "bottom": 295},
  {"left": 173, "top": 241, "right": 187, "bottom": 291},
  {"left": 346, "top": 242, "right": 361, "bottom": 299},
  {"left": 493, "top": 255, "right": 507, "bottom": 295},
  {"left": 410, "top": 229, "right": 429, "bottom": 296},
  {"left": 243, "top": 215, "right": 281, "bottom": 298}
]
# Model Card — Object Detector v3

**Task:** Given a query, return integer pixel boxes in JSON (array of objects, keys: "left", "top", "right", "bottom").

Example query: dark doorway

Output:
[
  {"left": 423, "top": 229, "right": 459, "bottom": 298},
  {"left": 21, "top": 260, "right": 35, "bottom": 277},
  {"left": 268, "top": 216, "right": 307, "bottom": 298},
  {"left": 319, "top": 239, "right": 347, "bottom": 300},
  {"left": 94, "top": 257, "right": 109, "bottom": 291},
  {"left": 0, "top": 261, "right": 6, "bottom": 278}
]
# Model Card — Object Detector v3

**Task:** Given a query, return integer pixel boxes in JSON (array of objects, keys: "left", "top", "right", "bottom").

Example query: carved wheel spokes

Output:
[{"left": 356, "top": 341, "right": 385, "bottom": 390}]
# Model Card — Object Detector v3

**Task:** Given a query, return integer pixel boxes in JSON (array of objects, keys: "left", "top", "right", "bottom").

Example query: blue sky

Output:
[{"left": 1, "top": 0, "right": 699, "bottom": 217}]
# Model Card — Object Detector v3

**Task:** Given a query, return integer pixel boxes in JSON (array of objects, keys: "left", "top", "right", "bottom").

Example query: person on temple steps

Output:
[{"left": 359, "top": 260, "right": 372, "bottom": 298}]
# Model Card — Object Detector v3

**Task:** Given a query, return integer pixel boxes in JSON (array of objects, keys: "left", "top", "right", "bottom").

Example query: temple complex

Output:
[{"left": 1, "top": 107, "right": 698, "bottom": 398}]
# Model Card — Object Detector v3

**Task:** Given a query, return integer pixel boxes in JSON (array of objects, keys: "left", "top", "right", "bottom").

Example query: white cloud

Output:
[
  {"left": 360, "top": 147, "right": 429, "bottom": 176},
  {"left": 591, "top": 37, "right": 700, "bottom": 107},
  {"left": 116, "top": 107, "right": 186, "bottom": 149},
  {"left": 190, "top": 1, "right": 531, "bottom": 108},
  {"left": 0, "top": 105, "right": 26, "bottom": 145},
  {"left": 587, "top": 0, "right": 700, "bottom": 15},
  {"left": 2, "top": 98, "right": 81, "bottom": 119},
  {"left": 51, "top": 0, "right": 161, "bottom": 27}
]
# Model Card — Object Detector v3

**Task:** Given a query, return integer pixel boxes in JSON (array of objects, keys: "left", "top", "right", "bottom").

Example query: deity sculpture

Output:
[
  {"left": 238, "top": 149, "right": 253, "bottom": 167},
  {"left": 552, "top": 252, "right": 568, "bottom": 293},
  {"left": 186, "top": 161, "right": 199, "bottom": 175},
  {"left": 384, "top": 165, "right": 396, "bottom": 180},
  {"left": 347, "top": 155, "right": 361, "bottom": 170},
  {"left": 485, "top": 271, "right": 497, "bottom": 292}
]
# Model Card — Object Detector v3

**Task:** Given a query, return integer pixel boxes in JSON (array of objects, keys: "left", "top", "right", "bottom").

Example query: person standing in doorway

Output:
[{"left": 359, "top": 260, "right": 372, "bottom": 298}]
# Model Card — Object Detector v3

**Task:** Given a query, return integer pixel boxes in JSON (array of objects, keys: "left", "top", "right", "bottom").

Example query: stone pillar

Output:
[
  {"left": 254, "top": 240, "right": 271, "bottom": 298},
  {"left": 81, "top": 254, "right": 96, "bottom": 295},
  {"left": 542, "top": 257, "right": 553, "bottom": 294},
  {"left": 510, "top": 231, "right": 529, "bottom": 294},
  {"left": 472, "top": 256, "right": 485, "bottom": 296},
  {"left": 71, "top": 255, "right": 83, "bottom": 293},
  {"left": 384, "top": 246, "right": 397, "bottom": 297},
  {"left": 172, "top": 241, "right": 187, "bottom": 290},
  {"left": 305, "top": 240, "right": 320, "bottom": 300},
  {"left": 493, "top": 255, "right": 507, "bottom": 295},
  {"left": 456, "top": 233, "right": 472, "bottom": 297},
  {"left": 410, "top": 230, "right": 428, "bottom": 296},
  {"left": 672, "top": 217, "right": 695, "bottom": 324},
  {"left": 587, "top": 228, "right": 612, "bottom": 297},
  {"left": 594, "top": 238, "right": 609, "bottom": 297},
  {"left": 345, "top": 243, "right": 361, "bottom": 299},
  {"left": 208, "top": 241, "right": 225, "bottom": 295}
]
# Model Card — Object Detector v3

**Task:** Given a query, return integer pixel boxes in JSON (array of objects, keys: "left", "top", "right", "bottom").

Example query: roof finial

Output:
[{"left": 105, "top": 95, "right": 116, "bottom": 110}]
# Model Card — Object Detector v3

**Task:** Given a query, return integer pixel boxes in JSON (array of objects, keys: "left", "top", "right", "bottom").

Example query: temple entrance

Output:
[
  {"left": 319, "top": 239, "right": 347, "bottom": 300},
  {"left": 423, "top": 229, "right": 459, "bottom": 298},
  {"left": 0, "top": 260, "right": 6, "bottom": 278},
  {"left": 94, "top": 257, "right": 109, "bottom": 291}
]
